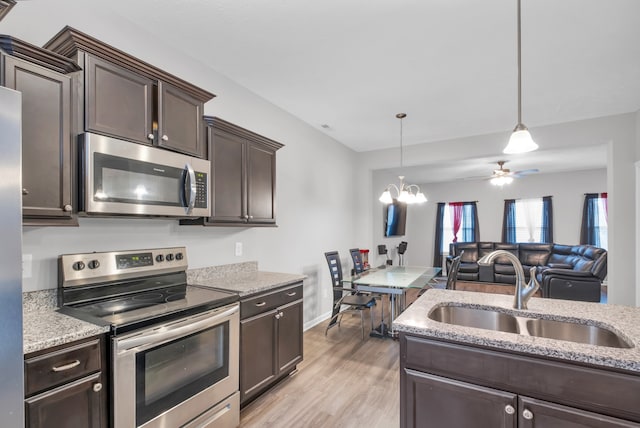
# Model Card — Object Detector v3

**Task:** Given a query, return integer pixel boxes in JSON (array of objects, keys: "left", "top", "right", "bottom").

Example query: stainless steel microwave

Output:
[{"left": 79, "top": 133, "right": 210, "bottom": 218}]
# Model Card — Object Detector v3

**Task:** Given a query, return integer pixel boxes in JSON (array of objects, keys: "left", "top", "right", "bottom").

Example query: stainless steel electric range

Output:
[{"left": 58, "top": 247, "right": 240, "bottom": 428}]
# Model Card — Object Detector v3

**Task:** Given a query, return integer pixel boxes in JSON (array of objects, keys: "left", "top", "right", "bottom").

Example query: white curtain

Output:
[{"left": 515, "top": 198, "right": 543, "bottom": 242}]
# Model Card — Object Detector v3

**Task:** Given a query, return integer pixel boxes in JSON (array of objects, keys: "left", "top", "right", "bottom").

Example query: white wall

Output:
[{"left": 370, "top": 169, "right": 606, "bottom": 269}]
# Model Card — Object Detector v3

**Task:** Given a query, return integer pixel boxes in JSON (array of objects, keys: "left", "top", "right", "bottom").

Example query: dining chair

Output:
[{"left": 324, "top": 251, "right": 376, "bottom": 340}]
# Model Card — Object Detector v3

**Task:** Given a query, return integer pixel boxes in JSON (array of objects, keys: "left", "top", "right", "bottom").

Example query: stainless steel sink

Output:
[
  {"left": 428, "top": 304, "right": 633, "bottom": 349},
  {"left": 526, "top": 318, "right": 632, "bottom": 348},
  {"left": 428, "top": 306, "right": 520, "bottom": 334}
]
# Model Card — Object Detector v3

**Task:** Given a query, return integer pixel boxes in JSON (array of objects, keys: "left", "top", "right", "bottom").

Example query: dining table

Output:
[{"left": 347, "top": 265, "right": 441, "bottom": 337}]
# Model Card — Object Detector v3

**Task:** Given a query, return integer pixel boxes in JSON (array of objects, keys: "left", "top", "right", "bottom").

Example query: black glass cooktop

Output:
[{"left": 60, "top": 275, "right": 238, "bottom": 334}]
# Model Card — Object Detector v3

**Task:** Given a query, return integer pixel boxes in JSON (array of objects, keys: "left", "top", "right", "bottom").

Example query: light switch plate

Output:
[{"left": 235, "top": 242, "right": 243, "bottom": 257}]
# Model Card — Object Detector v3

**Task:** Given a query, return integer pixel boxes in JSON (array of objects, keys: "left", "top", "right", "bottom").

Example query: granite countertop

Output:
[
  {"left": 23, "top": 290, "right": 109, "bottom": 355},
  {"left": 189, "top": 270, "right": 306, "bottom": 297},
  {"left": 393, "top": 289, "right": 640, "bottom": 373}
]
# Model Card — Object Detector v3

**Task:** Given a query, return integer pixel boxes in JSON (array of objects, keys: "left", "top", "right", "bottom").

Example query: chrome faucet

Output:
[{"left": 478, "top": 250, "right": 540, "bottom": 310}]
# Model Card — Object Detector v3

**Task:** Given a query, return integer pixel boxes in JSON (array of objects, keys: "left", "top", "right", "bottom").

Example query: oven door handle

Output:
[
  {"left": 184, "top": 163, "right": 197, "bottom": 215},
  {"left": 116, "top": 304, "right": 238, "bottom": 353}
]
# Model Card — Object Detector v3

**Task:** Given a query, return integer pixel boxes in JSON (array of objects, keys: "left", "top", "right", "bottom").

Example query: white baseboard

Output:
[{"left": 304, "top": 310, "right": 331, "bottom": 332}]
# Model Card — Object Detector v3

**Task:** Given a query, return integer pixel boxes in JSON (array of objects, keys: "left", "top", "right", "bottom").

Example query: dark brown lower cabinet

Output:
[
  {"left": 400, "top": 334, "right": 640, "bottom": 428},
  {"left": 240, "top": 283, "right": 303, "bottom": 405},
  {"left": 24, "top": 335, "right": 107, "bottom": 428}
]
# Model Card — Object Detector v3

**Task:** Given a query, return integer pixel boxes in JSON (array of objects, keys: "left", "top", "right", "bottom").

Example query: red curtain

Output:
[
  {"left": 601, "top": 192, "right": 608, "bottom": 223},
  {"left": 449, "top": 202, "right": 464, "bottom": 242}
]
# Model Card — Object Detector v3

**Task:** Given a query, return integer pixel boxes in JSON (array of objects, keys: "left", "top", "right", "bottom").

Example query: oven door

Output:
[
  {"left": 80, "top": 132, "right": 210, "bottom": 217},
  {"left": 113, "top": 303, "right": 239, "bottom": 428}
]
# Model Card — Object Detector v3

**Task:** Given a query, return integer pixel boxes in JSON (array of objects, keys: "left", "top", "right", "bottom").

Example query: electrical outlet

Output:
[
  {"left": 235, "top": 242, "right": 243, "bottom": 257},
  {"left": 23, "top": 254, "right": 32, "bottom": 278}
]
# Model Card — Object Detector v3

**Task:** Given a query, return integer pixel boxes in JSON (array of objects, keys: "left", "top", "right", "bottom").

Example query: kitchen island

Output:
[{"left": 394, "top": 289, "right": 640, "bottom": 427}]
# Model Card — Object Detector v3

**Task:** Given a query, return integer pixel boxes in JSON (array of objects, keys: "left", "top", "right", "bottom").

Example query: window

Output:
[
  {"left": 580, "top": 193, "right": 608, "bottom": 249},
  {"left": 441, "top": 203, "right": 476, "bottom": 252},
  {"left": 433, "top": 201, "right": 479, "bottom": 273},
  {"left": 503, "top": 196, "right": 553, "bottom": 243}
]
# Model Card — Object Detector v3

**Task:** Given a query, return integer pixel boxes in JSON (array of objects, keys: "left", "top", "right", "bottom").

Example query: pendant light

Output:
[
  {"left": 503, "top": 0, "right": 538, "bottom": 154},
  {"left": 379, "top": 113, "right": 427, "bottom": 204}
]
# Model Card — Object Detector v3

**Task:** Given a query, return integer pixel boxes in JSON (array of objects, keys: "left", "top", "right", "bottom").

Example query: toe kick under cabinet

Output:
[
  {"left": 24, "top": 335, "right": 108, "bottom": 428},
  {"left": 240, "top": 282, "right": 303, "bottom": 406}
]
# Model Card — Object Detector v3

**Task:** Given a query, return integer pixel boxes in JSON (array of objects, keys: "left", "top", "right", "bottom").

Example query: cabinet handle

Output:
[
  {"left": 147, "top": 133, "right": 154, "bottom": 140},
  {"left": 522, "top": 409, "right": 534, "bottom": 420},
  {"left": 63, "top": 204, "right": 72, "bottom": 212},
  {"left": 279, "top": 311, "right": 284, "bottom": 318},
  {"left": 255, "top": 302, "right": 267, "bottom": 307},
  {"left": 504, "top": 405, "right": 515, "bottom": 415},
  {"left": 93, "top": 383, "right": 103, "bottom": 392},
  {"left": 275, "top": 313, "right": 281, "bottom": 319},
  {"left": 244, "top": 215, "right": 249, "bottom": 220},
  {"left": 286, "top": 291, "right": 297, "bottom": 297},
  {"left": 249, "top": 215, "right": 254, "bottom": 219},
  {"left": 162, "top": 134, "right": 169, "bottom": 141},
  {"left": 22, "top": 188, "right": 28, "bottom": 195},
  {"left": 52, "top": 359, "right": 80, "bottom": 372}
]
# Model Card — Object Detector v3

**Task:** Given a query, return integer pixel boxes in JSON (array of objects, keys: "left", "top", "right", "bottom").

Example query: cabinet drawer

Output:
[
  {"left": 241, "top": 283, "right": 303, "bottom": 319},
  {"left": 25, "top": 337, "right": 102, "bottom": 397}
]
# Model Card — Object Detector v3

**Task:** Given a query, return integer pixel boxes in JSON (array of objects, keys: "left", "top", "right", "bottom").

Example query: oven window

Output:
[
  {"left": 94, "top": 153, "right": 184, "bottom": 206},
  {"left": 135, "top": 322, "right": 229, "bottom": 426}
]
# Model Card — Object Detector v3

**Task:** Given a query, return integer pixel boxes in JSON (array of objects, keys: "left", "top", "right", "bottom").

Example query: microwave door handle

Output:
[{"left": 184, "top": 163, "right": 197, "bottom": 214}]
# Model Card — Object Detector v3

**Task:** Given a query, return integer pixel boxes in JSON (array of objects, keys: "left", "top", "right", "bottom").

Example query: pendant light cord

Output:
[
  {"left": 396, "top": 112, "right": 406, "bottom": 168},
  {"left": 517, "top": 0, "right": 522, "bottom": 125}
]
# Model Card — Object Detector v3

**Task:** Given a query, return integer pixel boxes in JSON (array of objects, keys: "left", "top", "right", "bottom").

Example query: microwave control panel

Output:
[{"left": 195, "top": 171, "right": 208, "bottom": 208}]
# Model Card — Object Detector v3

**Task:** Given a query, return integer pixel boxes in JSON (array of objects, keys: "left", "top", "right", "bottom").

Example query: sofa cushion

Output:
[
  {"left": 519, "top": 243, "right": 552, "bottom": 266},
  {"left": 458, "top": 262, "right": 479, "bottom": 273},
  {"left": 573, "top": 258, "right": 595, "bottom": 273},
  {"left": 478, "top": 242, "right": 495, "bottom": 258},
  {"left": 494, "top": 264, "right": 515, "bottom": 275},
  {"left": 493, "top": 243, "right": 518, "bottom": 264}
]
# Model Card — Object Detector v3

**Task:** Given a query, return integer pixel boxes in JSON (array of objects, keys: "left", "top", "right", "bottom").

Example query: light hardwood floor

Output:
[{"left": 239, "top": 294, "right": 408, "bottom": 428}]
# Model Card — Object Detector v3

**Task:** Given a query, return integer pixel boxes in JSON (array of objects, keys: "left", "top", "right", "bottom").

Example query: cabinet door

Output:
[
  {"left": 85, "top": 55, "right": 153, "bottom": 145},
  {"left": 240, "top": 309, "right": 278, "bottom": 404},
  {"left": 519, "top": 396, "right": 640, "bottom": 428},
  {"left": 246, "top": 142, "right": 276, "bottom": 224},
  {"left": 3, "top": 56, "right": 75, "bottom": 224},
  {"left": 277, "top": 300, "right": 303, "bottom": 375},
  {"left": 210, "top": 127, "right": 246, "bottom": 223},
  {"left": 25, "top": 372, "right": 106, "bottom": 428},
  {"left": 158, "top": 81, "right": 205, "bottom": 158},
  {"left": 402, "top": 369, "right": 517, "bottom": 428}
]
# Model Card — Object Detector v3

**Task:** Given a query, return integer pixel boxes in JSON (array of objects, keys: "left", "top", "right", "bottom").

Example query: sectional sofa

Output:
[{"left": 446, "top": 242, "right": 607, "bottom": 302}]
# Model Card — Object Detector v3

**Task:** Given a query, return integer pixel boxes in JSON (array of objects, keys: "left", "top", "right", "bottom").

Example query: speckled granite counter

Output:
[
  {"left": 23, "top": 290, "right": 109, "bottom": 355},
  {"left": 393, "top": 289, "right": 640, "bottom": 373},
  {"left": 188, "top": 263, "right": 305, "bottom": 297}
]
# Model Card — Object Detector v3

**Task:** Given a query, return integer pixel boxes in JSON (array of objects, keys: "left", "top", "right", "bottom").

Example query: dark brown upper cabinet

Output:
[
  {"left": 182, "top": 117, "right": 283, "bottom": 226},
  {"left": 44, "top": 26, "right": 213, "bottom": 159},
  {"left": 0, "top": 35, "right": 81, "bottom": 226}
]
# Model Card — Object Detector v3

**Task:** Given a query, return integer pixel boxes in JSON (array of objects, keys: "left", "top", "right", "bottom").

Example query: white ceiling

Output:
[{"left": 2, "top": 0, "right": 639, "bottom": 181}]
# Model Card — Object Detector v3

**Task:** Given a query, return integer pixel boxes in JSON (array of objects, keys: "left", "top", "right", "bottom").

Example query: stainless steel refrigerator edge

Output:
[{"left": 0, "top": 86, "right": 25, "bottom": 426}]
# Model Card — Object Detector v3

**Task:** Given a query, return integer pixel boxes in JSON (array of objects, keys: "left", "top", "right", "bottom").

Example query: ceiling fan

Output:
[{"left": 489, "top": 160, "right": 538, "bottom": 186}]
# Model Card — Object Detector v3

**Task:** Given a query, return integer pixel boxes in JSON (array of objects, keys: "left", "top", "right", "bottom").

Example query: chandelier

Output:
[
  {"left": 503, "top": 0, "right": 538, "bottom": 154},
  {"left": 379, "top": 113, "right": 427, "bottom": 204}
]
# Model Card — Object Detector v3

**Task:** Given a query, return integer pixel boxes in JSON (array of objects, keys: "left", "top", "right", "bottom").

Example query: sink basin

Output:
[
  {"left": 428, "top": 306, "right": 520, "bottom": 334},
  {"left": 428, "top": 304, "right": 633, "bottom": 349},
  {"left": 526, "top": 318, "right": 632, "bottom": 349}
]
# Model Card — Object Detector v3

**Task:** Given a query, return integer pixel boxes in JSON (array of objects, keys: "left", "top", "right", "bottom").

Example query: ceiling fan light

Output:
[
  {"left": 490, "top": 175, "right": 514, "bottom": 186},
  {"left": 379, "top": 189, "right": 393, "bottom": 204},
  {"left": 504, "top": 127, "right": 538, "bottom": 154}
]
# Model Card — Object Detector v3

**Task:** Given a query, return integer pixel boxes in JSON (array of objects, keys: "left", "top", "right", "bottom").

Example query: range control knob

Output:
[
  {"left": 166, "top": 253, "right": 174, "bottom": 262},
  {"left": 155, "top": 254, "right": 164, "bottom": 262},
  {"left": 88, "top": 260, "right": 100, "bottom": 269},
  {"left": 72, "top": 261, "right": 85, "bottom": 271},
  {"left": 175, "top": 252, "right": 183, "bottom": 261}
]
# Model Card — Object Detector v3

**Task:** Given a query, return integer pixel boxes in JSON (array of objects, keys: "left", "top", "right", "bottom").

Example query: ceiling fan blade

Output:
[{"left": 511, "top": 168, "right": 539, "bottom": 177}]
